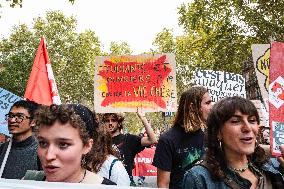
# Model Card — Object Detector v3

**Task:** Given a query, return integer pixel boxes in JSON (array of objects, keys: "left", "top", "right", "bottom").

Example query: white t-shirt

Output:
[{"left": 98, "top": 155, "right": 130, "bottom": 186}]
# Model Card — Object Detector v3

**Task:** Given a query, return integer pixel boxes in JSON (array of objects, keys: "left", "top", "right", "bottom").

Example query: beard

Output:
[
  {"left": 111, "top": 127, "right": 120, "bottom": 134},
  {"left": 108, "top": 124, "right": 120, "bottom": 134}
]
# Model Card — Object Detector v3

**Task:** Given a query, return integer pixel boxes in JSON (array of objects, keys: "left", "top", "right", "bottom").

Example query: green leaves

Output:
[{"left": 0, "top": 11, "right": 101, "bottom": 108}]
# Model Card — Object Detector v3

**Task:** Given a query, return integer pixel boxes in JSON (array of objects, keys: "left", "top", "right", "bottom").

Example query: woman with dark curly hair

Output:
[
  {"left": 183, "top": 96, "right": 284, "bottom": 189},
  {"left": 23, "top": 104, "right": 116, "bottom": 185}
]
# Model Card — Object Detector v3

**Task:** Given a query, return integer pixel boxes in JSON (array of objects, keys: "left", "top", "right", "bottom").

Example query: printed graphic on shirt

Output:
[{"left": 181, "top": 147, "right": 203, "bottom": 170}]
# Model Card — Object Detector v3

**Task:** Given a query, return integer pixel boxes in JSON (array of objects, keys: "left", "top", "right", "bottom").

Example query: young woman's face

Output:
[
  {"left": 218, "top": 111, "right": 259, "bottom": 158},
  {"left": 37, "top": 121, "right": 92, "bottom": 182},
  {"left": 200, "top": 92, "right": 213, "bottom": 121}
]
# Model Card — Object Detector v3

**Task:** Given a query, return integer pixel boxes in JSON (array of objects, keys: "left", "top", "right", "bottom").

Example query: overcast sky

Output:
[{"left": 0, "top": 0, "right": 192, "bottom": 54}]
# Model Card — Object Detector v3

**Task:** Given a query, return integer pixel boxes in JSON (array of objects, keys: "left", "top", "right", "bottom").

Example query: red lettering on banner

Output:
[{"left": 99, "top": 55, "right": 171, "bottom": 108}]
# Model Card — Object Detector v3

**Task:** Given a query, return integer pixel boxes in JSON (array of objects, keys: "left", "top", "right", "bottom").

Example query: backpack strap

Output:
[
  {"left": 23, "top": 170, "right": 45, "bottom": 181},
  {"left": 199, "top": 161, "right": 242, "bottom": 189},
  {"left": 109, "top": 158, "right": 119, "bottom": 179},
  {"left": 0, "top": 138, "right": 12, "bottom": 178}
]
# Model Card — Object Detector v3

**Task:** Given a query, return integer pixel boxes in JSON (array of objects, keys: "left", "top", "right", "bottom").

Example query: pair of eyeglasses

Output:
[{"left": 5, "top": 113, "right": 32, "bottom": 123}]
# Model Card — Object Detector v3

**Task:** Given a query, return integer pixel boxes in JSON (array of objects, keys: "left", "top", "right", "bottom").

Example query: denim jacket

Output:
[{"left": 182, "top": 162, "right": 284, "bottom": 189}]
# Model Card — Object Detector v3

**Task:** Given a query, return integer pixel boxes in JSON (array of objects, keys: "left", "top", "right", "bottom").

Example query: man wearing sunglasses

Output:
[{"left": 0, "top": 100, "right": 41, "bottom": 179}]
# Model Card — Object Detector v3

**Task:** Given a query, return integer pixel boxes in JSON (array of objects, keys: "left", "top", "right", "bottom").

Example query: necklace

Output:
[
  {"left": 229, "top": 163, "right": 249, "bottom": 173},
  {"left": 79, "top": 170, "right": 87, "bottom": 183}
]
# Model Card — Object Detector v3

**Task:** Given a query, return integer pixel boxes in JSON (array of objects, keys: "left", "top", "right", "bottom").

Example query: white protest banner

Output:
[
  {"left": 0, "top": 87, "right": 22, "bottom": 136},
  {"left": 194, "top": 69, "right": 246, "bottom": 102},
  {"left": 94, "top": 54, "right": 177, "bottom": 113},
  {"left": 251, "top": 44, "right": 270, "bottom": 110},
  {"left": 0, "top": 178, "right": 154, "bottom": 189},
  {"left": 251, "top": 100, "right": 269, "bottom": 128}
]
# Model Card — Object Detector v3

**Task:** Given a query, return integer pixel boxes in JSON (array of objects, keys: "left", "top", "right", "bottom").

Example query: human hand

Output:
[{"left": 277, "top": 145, "right": 284, "bottom": 168}]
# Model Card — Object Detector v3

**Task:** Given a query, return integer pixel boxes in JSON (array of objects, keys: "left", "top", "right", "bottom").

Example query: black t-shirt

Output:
[
  {"left": 112, "top": 133, "right": 144, "bottom": 176},
  {"left": 153, "top": 125, "right": 205, "bottom": 189}
]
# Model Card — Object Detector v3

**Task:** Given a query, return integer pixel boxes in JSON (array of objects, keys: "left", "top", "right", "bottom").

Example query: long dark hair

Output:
[
  {"left": 205, "top": 96, "right": 268, "bottom": 180},
  {"left": 173, "top": 86, "right": 208, "bottom": 132},
  {"left": 91, "top": 112, "right": 120, "bottom": 173}
]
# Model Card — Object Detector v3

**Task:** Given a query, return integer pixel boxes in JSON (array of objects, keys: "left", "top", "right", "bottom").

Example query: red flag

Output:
[{"left": 24, "top": 37, "right": 61, "bottom": 105}]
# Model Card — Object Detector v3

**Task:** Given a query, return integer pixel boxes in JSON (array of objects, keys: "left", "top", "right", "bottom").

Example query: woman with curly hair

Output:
[
  {"left": 183, "top": 96, "right": 284, "bottom": 189},
  {"left": 153, "top": 86, "right": 212, "bottom": 188},
  {"left": 23, "top": 104, "right": 116, "bottom": 185}
]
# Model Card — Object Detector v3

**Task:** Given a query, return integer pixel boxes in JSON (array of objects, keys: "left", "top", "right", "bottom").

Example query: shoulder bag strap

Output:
[{"left": 109, "top": 158, "right": 119, "bottom": 179}]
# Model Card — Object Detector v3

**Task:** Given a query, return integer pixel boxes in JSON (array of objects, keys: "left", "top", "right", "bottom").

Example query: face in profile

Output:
[
  {"left": 218, "top": 111, "right": 259, "bottom": 157},
  {"left": 37, "top": 121, "right": 92, "bottom": 182},
  {"left": 200, "top": 92, "right": 213, "bottom": 121},
  {"left": 104, "top": 115, "right": 120, "bottom": 134}
]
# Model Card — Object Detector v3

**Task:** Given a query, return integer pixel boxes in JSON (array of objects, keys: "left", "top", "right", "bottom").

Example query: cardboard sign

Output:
[
  {"left": 271, "top": 121, "right": 284, "bottom": 154},
  {"left": 0, "top": 88, "right": 22, "bottom": 136},
  {"left": 251, "top": 44, "right": 270, "bottom": 110},
  {"left": 94, "top": 54, "right": 177, "bottom": 113},
  {"left": 251, "top": 100, "right": 269, "bottom": 128},
  {"left": 194, "top": 69, "right": 246, "bottom": 102},
  {"left": 269, "top": 42, "right": 284, "bottom": 156}
]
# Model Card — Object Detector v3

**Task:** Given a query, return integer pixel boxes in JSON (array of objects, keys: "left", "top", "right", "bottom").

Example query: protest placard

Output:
[
  {"left": 269, "top": 42, "right": 284, "bottom": 156},
  {"left": 251, "top": 44, "right": 270, "bottom": 110},
  {"left": 0, "top": 87, "right": 22, "bottom": 136},
  {"left": 194, "top": 69, "right": 246, "bottom": 102},
  {"left": 251, "top": 100, "right": 269, "bottom": 128},
  {"left": 94, "top": 54, "right": 177, "bottom": 113},
  {"left": 133, "top": 147, "right": 157, "bottom": 176}
]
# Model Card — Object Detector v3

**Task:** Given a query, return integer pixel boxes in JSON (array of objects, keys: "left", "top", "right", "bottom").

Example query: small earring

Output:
[{"left": 218, "top": 139, "right": 222, "bottom": 150}]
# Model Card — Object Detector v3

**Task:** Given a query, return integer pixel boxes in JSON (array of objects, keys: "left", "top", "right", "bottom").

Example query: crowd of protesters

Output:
[{"left": 0, "top": 86, "right": 284, "bottom": 188}]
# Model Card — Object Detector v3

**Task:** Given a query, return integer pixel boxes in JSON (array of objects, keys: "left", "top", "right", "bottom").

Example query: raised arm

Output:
[{"left": 137, "top": 108, "right": 158, "bottom": 146}]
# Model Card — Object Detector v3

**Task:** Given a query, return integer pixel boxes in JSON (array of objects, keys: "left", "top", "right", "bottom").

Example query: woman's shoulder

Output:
[
  {"left": 83, "top": 170, "right": 104, "bottom": 184},
  {"left": 183, "top": 164, "right": 228, "bottom": 189},
  {"left": 105, "top": 154, "right": 117, "bottom": 162},
  {"left": 183, "top": 165, "right": 211, "bottom": 188},
  {"left": 23, "top": 170, "right": 45, "bottom": 181},
  {"left": 185, "top": 164, "right": 211, "bottom": 177}
]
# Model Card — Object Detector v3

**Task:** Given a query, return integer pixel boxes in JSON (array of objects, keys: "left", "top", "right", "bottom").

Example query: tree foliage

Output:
[
  {"left": 4, "top": 0, "right": 75, "bottom": 8},
  {"left": 153, "top": 0, "right": 284, "bottom": 95},
  {"left": 109, "top": 41, "right": 132, "bottom": 55},
  {"left": 0, "top": 11, "right": 101, "bottom": 107}
]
